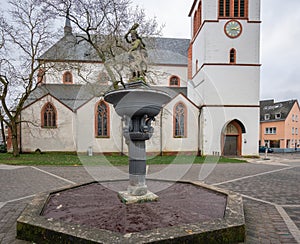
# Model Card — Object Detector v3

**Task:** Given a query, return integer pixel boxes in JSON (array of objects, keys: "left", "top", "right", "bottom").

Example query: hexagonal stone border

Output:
[{"left": 17, "top": 180, "right": 245, "bottom": 243}]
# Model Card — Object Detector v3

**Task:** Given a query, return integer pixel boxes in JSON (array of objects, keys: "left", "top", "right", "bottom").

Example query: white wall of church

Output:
[
  {"left": 188, "top": 66, "right": 260, "bottom": 107},
  {"left": 74, "top": 95, "right": 199, "bottom": 155},
  {"left": 191, "top": 65, "right": 260, "bottom": 106},
  {"left": 149, "top": 65, "right": 188, "bottom": 87},
  {"left": 201, "top": 0, "right": 218, "bottom": 20},
  {"left": 200, "top": 106, "right": 259, "bottom": 156},
  {"left": 43, "top": 62, "right": 109, "bottom": 85},
  {"left": 21, "top": 96, "right": 76, "bottom": 152},
  {"left": 249, "top": 0, "right": 261, "bottom": 21},
  {"left": 43, "top": 62, "right": 188, "bottom": 89}
]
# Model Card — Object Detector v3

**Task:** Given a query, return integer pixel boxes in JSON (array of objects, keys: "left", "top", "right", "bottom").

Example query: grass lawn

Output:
[{"left": 0, "top": 152, "right": 246, "bottom": 166}]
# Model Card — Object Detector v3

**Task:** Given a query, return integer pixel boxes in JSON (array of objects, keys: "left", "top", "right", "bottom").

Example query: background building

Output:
[{"left": 260, "top": 99, "right": 300, "bottom": 151}]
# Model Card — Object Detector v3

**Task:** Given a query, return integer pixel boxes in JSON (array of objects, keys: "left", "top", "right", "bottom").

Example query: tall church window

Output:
[
  {"left": 63, "top": 71, "right": 73, "bottom": 84},
  {"left": 219, "top": 0, "right": 248, "bottom": 18},
  {"left": 169, "top": 75, "right": 180, "bottom": 87},
  {"left": 239, "top": 0, "right": 246, "bottom": 17},
  {"left": 42, "top": 103, "right": 57, "bottom": 128},
  {"left": 234, "top": 0, "right": 239, "bottom": 17},
  {"left": 174, "top": 102, "right": 187, "bottom": 138},
  {"left": 226, "top": 0, "right": 230, "bottom": 16},
  {"left": 96, "top": 101, "right": 109, "bottom": 137},
  {"left": 230, "top": 48, "right": 236, "bottom": 64}
]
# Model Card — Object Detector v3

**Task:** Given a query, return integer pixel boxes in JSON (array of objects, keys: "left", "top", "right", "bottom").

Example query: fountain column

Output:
[{"left": 123, "top": 114, "right": 154, "bottom": 196}]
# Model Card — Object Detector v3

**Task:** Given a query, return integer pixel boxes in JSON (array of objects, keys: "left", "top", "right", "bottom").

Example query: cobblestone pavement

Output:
[{"left": 0, "top": 154, "right": 300, "bottom": 243}]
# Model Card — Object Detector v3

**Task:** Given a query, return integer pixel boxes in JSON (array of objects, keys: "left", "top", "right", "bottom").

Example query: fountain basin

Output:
[
  {"left": 104, "top": 83, "right": 172, "bottom": 199},
  {"left": 104, "top": 88, "right": 171, "bottom": 118},
  {"left": 17, "top": 180, "right": 245, "bottom": 243}
]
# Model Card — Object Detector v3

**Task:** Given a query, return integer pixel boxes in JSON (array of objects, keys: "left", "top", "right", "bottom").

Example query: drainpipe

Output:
[
  {"left": 121, "top": 117, "right": 124, "bottom": 156},
  {"left": 19, "top": 113, "right": 22, "bottom": 153},
  {"left": 197, "top": 107, "right": 202, "bottom": 156},
  {"left": 160, "top": 108, "right": 163, "bottom": 156}
]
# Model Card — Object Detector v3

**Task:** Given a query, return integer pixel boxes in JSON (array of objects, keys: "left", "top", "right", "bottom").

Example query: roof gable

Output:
[
  {"left": 24, "top": 84, "right": 188, "bottom": 112},
  {"left": 24, "top": 83, "right": 110, "bottom": 111}
]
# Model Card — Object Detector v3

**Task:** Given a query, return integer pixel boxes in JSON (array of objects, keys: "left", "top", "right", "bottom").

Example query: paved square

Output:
[{"left": 0, "top": 153, "right": 300, "bottom": 243}]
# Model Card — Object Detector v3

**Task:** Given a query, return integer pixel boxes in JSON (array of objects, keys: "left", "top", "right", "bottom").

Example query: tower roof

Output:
[{"left": 64, "top": 12, "right": 72, "bottom": 36}]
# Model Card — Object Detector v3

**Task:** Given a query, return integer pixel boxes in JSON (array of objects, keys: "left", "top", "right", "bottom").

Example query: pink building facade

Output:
[{"left": 260, "top": 100, "right": 300, "bottom": 149}]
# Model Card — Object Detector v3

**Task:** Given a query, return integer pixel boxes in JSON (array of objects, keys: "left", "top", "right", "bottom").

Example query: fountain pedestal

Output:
[
  {"left": 104, "top": 81, "right": 171, "bottom": 203},
  {"left": 119, "top": 115, "right": 158, "bottom": 203},
  {"left": 127, "top": 139, "right": 147, "bottom": 195}
]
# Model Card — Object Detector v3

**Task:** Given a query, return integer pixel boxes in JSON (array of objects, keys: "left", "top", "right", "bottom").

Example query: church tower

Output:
[{"left": 188, "top": 0, "right": 261, "bottom": 156}]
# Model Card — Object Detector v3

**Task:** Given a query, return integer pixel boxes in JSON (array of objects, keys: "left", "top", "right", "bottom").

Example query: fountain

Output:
[
  {"left": 16, "top": 23, "right": 245, "bottom": 243},
  {"left": 104, "top": 81, "right": 171, "bottom": 203}
]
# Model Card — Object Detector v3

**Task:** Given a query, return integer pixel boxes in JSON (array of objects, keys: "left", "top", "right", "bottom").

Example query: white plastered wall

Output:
[
  {"left": 149, "top": 65, "right": 188, "bottom": 87},
  {"left": 200, "top": 106, "right": 259, "bottom": 156},
  {"left": 21, "top": 95, "right": 76, "bottom": 152}
]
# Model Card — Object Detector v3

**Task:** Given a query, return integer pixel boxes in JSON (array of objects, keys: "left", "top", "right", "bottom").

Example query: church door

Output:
[
  {"left": 224, "top": 136, "right": 238, "bottom": 156},
  {"left": 222, "top": 121, "right": 242, "bottom": 156}
]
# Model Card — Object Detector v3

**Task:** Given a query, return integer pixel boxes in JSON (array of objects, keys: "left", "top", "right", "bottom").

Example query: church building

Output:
[{"left": 19, "top": 0, "right": 261, "bottom": 156}]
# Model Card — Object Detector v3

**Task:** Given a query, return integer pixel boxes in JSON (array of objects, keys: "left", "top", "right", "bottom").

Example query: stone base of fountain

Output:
[
  {"left": 17, "top": 180, "right": 245, "bottom": 243},
  {"left": 118, "top": 190, "right": 159, "bottom": 204}
]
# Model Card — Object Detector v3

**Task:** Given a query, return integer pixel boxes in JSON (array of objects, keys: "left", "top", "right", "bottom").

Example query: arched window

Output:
[
  {"left": 174, "top": 102, "right": 187, "bottom": 138},
  {"left": 96, "top": 101, "right": 109, "bottom": 137},
  {"left": 41, "top": 103, "right": 57, "bottom": 128},
  {"left": 219, "top": 0, "right": 248, "bottom": 18},
  {"left": 169, "top": 75, "right": 180, "bottom": 87},
  {"left": 230, "top": 48, "right": 236, "bottom": 64},
  {"left": 63, "top": 71, "right": 73, "bottom": 84}
]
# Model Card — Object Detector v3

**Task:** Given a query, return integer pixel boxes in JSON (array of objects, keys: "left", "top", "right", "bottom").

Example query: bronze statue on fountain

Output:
[{"left": 125, "top": 23, "right": 148, "bottom": 83}]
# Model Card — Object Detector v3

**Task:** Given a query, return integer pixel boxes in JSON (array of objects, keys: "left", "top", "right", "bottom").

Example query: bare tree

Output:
[
  {"left": 43, "top": 0, "right": 162, "bottom": 89},
  {"left": 0, "top": 0, "right": 57, "bottom": 156}
]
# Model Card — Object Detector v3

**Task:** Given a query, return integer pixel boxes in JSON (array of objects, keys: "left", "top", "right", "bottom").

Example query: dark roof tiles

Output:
[
  {"left": 24, "top": 84, "right": 187, "bottom": 112},
  {"left": 39, "top": 35, "right": 190, "bottom": 66},
  {"left": 260, "top": 99, "right": 298, "bottom": 121}
]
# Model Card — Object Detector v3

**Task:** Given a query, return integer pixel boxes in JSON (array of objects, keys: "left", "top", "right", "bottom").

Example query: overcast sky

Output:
[
  {"left": 1, "top": 0, "right": 299, "bottom": 103},
  {"left": 132, "top": 0, "right": 300, "bottom": 104}
]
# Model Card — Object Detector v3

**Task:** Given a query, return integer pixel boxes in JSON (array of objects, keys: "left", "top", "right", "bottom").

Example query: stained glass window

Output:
[
  {"left": 97, "top": 101, "right": 109, "bottom": 137},
  {"left": 174, "top": 103, "right": 186, "bottom": 137},
  {"left": 42, "top": 103, "right": 56, "bottom": 127}
]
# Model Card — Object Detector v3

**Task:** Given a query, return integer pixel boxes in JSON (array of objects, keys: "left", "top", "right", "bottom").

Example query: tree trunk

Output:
[{"left": 11, "top": 122, "right": 20, "bottom": 157}]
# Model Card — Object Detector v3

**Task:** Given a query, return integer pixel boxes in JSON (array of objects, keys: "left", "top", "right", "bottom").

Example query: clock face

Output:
[{"left": 225, "top": 20, "right": 242, "bottom": 38}]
